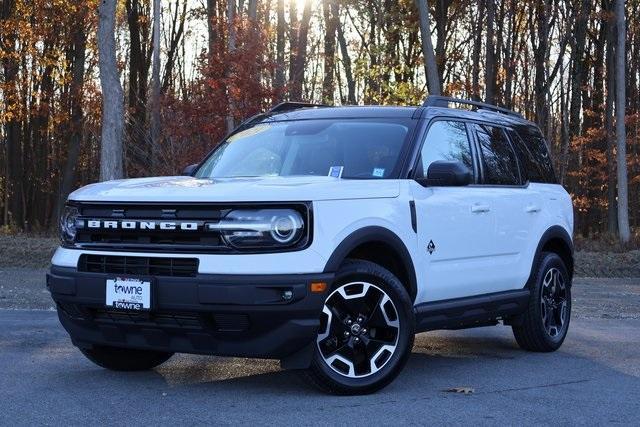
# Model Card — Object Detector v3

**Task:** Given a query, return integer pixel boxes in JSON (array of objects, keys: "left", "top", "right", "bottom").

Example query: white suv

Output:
[{"left": 48, "top": 97, "right": 574, "bottom": 394}]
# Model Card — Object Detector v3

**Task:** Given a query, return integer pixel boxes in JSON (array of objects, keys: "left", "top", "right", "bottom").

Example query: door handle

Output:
[
  {"left": 471, "top": 203, "right": 491, "bottom": 213},
  {"left": 525, "top": 205, "right": 541, "bottom": 213}
]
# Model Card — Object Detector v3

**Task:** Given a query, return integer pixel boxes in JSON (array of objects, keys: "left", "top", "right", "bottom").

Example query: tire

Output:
[
  {"left": 80, "top": 345, "right": 174, "bottom": 371},
  {"left": 512, "top": 252, "right": 571, "bottom": 352},
  {"left": 304, "top": 259, "right": 415, "bottom": 395}
]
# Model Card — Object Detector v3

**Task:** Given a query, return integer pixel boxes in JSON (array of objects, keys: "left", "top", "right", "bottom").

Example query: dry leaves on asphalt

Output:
[{"left": 444, "top": 387, "right": 475, "bottom": 395}]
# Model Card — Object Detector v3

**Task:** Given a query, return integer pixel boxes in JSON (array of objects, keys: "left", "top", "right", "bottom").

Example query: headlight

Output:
[
  {"left": 59, "top": 206, "right": 80, "bottom": 244},
  {"left": 209, "top": 209, "right": 305, "bottom": 249}
]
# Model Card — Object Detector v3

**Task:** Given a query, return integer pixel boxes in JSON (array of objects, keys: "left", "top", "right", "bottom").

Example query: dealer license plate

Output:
[{"left": 106, "top": 277, "right": 151, "bottom": 311}]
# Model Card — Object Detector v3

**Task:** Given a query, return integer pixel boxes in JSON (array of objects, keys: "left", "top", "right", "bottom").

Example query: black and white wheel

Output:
[
  {"left": 304, "top": 260, "right": 414, "bottom": 395},
  {"left": 80, "top": 345, "right": 174, "bottom": 371},
  {"left": 512, "top": 252, "right": 571, "bottom": 352}
]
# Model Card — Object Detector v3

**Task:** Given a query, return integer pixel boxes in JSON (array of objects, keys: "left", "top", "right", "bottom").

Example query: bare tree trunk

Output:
[
  {"left": 322, "top": 0, "right": 339, "bottom": 103},
  {"left": 54, "top": 6, "right": 88, "bottom": 223},
  {"left": 416, "top": 0, "right": 441, "bottom": 95},
  {"left": 125, "top": 0, "right": 151, "bottom": 173},
  {"left": 605, "top": 0, "right": 618, "bottom": 235},
  {"left": 226, "top": 0, "right": 236, "bottom": 132},
  {"left": 433, "top": 0, "right": 450, "bottom": 85},
  {"left": 274, "top": 0, "right": 286, "bottom": 96},
  {"left": 289, "top": 0, "right": 312, "bottom": 100},
  {"left": 533, "top": 0, "right": 550, "bottom": 135},
  {"left": 485, "top": 0, "right": 496, "bottom": 104},
  {"left": 364, "top": 1, "right": 379, "bottom": 102},
  {"left": 247, "top": 0, "right": 258, "bottom": 20},
  {"left": 162, "top": 0, "right": 188, "bottom": 94},
  {"left": 150, "top": 0, "right": 161, "bottom": 173},
  {"left": 471, "top": 2, "right": 484, "bottom": 101},
  {"left": 98, "top": 0, "right": 125, "bottom": 181},
  {"left": 1, "top": 0, "right": 23, "bottom": 226},
  {"left": 568, "top": 0, "right": 590, "bottom": 140},
  {"left": 207, "top": 0, "right": 218, "bottom": 66},
  {"left": 559, "top": 58, "right": 571, "bottom": 184},
  {"left": 501, "top": 0, "right": 516, "bottom": 109},
  {"left": 615, "top": 0, "right": 631, "bottom": 243},
  {"left": 337, "top": 25, "right": 356, "bottom": 104},
  {"left": 288, "top": 0, "right": 298, "bottom": 98}
]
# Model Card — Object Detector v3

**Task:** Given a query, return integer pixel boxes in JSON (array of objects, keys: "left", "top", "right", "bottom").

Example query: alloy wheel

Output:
[
  {"left": 316, "top": 281, "right": 400, "bottom": 378},
  {"left": 540, "top": 267, "right": 568, "bottom": 338}
]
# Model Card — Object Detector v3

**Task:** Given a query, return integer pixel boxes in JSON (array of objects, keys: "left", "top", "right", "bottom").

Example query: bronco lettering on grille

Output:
[{"left": 86, "top": 220, "right": 201, "bottom": 231}]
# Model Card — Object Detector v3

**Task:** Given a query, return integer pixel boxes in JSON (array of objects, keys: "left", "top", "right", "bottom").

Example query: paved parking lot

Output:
[{"left": 0, "top": 273, "right": 639, "bottom": 425}]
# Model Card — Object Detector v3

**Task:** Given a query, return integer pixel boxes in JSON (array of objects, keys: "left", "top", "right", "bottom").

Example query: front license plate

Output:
[{"left": 106, "top": 278, "right": 151, "bottom": 311}]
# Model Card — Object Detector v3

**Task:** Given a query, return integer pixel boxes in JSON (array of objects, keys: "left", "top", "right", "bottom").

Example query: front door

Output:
[{"left": 411, "top": 119, "right": 501, "bottom": 303}]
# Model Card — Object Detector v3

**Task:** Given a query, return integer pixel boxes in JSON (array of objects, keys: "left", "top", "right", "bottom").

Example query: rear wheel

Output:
[
  {"left": 80, "top": 345, "right": 173, "bottom": 371},
  {"left": 512, "top": 252, "right": 571, "bottom": 352},
  {"left": 304, "top": 259, "right": 415, "bottom": 395}
]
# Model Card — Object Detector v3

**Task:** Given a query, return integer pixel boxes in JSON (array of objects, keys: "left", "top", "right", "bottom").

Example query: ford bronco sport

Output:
[{"left": 48, "top": 96, "right": 574, "bottom": 394}]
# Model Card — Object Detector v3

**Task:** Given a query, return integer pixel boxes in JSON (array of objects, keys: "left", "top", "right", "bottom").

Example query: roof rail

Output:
[
  {"left": 229, "top": 101, "right": 329, "bottom": 135},
  {"left": 268, "top": 101, "right": 329, "bottom": 114},
  {"left": 423, "top": 95, "right": 522, "bottom": 118}
]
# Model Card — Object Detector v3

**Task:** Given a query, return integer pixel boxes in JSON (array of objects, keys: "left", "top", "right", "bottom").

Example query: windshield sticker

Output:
[
  {"left": 372, "top": 168, "right": 385, "bottom": 178},
  {"left": 328, "top": 166, "right": 344, "bottom": 178}
]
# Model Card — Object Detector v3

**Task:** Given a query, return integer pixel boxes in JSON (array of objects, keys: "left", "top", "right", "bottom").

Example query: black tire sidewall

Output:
[
  {"left": 309, "top": 260, "right": 415, "bottom": 393},
  {"left": 530, "top": 252, "right": 572, "bottom": 348}
]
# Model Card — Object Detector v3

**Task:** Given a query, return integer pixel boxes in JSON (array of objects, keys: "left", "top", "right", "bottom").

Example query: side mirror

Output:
[
  {"left": 416, "top": 160, "right": 472, "bottom": 187},
  {"left": 182, "top": 164, "right": 198, "bottom": 176}
]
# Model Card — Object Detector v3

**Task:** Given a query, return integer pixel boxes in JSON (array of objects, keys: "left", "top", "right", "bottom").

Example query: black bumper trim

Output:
[{"left": 47, "top": 266, "right": 333, "bottom": 367}]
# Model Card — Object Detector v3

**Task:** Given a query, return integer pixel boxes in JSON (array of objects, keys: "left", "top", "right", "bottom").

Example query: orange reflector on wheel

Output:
[{"left": 310, "top": 282, "right": 327, "bottom": 293}]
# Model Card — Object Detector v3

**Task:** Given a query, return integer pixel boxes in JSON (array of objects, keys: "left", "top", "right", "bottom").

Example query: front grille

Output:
[
  {"left": 70, "top": 202, "right": 310, "bottom": 253},
  {"left": 79, "top": 254, "right": 199, "bottom": 277},
  {"left": 74, "top": 203, "right": 229, "bottom": 251}
]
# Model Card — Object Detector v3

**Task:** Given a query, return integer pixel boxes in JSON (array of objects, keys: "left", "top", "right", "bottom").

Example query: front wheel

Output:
[
  {"left": 80, "top": 345, "right": 174, "bottom": 371},
  {"left": 512, "top": 252, "right": 571, "bottom": 352},
  {"left": 304, "top": 259, "right": 415, "bottom": 395}
]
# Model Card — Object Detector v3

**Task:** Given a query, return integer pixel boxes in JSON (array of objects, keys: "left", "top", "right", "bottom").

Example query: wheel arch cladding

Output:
[
  {"left": 323, "top": 226, "right": 418, "bottom": 302},
  {"left": 529, "top": 225, "right": 574, "bottom": 284}
]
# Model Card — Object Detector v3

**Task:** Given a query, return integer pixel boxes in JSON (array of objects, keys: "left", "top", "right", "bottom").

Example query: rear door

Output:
[{"left": 470, "top": 123, "right": 539, "bottom": 291}]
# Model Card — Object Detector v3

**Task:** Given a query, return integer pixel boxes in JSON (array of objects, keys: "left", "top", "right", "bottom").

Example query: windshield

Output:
[{"left": 195, "top": 119, "right": 414, "bottom": 179}]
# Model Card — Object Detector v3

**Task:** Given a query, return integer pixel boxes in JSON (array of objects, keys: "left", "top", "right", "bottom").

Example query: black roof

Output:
[
  {"left": 266, "top": 106, "right": 418, "bottom": 121},
  {"left": 243, "top": 98, "right": 536, "bottom": 129},
  {"left": 421, "top": 106, "right": 535, "bottom": 128}
]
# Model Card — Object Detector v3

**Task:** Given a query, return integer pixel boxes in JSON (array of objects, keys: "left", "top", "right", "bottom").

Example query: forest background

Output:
[{"left": 1, "top": 0, "right": 639, "bottom": 246}]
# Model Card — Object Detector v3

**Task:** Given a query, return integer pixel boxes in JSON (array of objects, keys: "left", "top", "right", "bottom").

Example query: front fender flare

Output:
[{"left": 322, "top": 226, "right": 417, "bottom": 300}]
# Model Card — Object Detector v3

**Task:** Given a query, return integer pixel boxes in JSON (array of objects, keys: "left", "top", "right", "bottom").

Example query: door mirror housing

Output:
[
  {"left": 416, "top": 160, "right": 472, "bottom": 187},
  {"left": 182, "top": 164, "right": 198, "bottom": 176}
]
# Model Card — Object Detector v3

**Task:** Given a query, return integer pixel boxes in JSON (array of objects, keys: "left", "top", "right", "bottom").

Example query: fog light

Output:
[
  {"left": 60, "top": 206, "right": 80, "bottom": 244},
  {"left": 282, "top": 290, "right": 293, "bottom": 301}
]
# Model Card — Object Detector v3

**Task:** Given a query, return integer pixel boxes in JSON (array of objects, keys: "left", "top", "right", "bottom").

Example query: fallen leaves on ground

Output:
[{"left": 443, "top": 387, "right": 475, "bottom": 395}]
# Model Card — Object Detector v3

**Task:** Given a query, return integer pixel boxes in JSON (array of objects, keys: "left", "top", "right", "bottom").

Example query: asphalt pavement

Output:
[{"left": 0, "top": 273, "right": 639, "bottom": 425}]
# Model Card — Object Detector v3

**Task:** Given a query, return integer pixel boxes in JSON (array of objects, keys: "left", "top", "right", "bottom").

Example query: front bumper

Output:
[{"left": 47, "top": 266, "right": 333, "bottom": 369}]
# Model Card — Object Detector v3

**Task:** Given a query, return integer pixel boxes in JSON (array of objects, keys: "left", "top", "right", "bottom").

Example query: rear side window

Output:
[
  {"left": 418, "top": 120, "right": 474, "bottom": 178},
  {"left": 474, "top": 124, "right": 521, "bottom": 186},
  {"left": 509, "top": 126, "right": 557, "bottom": 183}
]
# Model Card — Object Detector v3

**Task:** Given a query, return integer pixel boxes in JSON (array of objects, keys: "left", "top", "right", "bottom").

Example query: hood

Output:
[{"left": 68, "top": 176, "right": 400, "bottom": 203}]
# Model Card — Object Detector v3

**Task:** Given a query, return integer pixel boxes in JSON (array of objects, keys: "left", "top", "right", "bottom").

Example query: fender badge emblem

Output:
[{"left": 427, "top": 240, "right": 436, "bottom": 254}]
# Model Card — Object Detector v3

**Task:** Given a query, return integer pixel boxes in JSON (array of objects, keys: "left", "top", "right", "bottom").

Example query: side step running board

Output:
[{"left": 413, "top": 289, "right": 530, "bottom": 332}]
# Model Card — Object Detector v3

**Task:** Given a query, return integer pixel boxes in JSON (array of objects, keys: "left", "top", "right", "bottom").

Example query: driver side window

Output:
[{"left": 418, "top": 120, "right": 474, "bottom": 179}]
